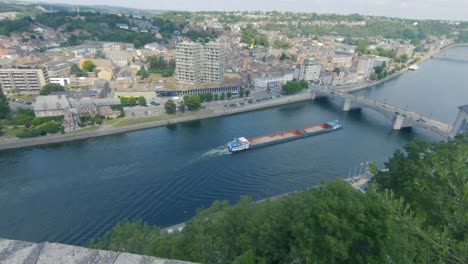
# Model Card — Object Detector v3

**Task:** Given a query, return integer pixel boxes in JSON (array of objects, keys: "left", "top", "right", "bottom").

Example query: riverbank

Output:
[{"left": 0, "top": 92, "right": 315, "bottom": 150}]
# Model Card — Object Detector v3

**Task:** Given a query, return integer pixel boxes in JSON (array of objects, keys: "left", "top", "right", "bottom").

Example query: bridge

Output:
[{"left": 311, "top": 88, "right": 454, "bottom": 137}]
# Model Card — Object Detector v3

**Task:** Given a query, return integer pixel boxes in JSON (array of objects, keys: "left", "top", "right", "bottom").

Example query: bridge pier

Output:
[
  {"left": 343, "top": 99, "right": 352, "bottom": 111},
  {"left": 393, "top": 114, "right": 405, "bottom": 130},
  {"left": 311, "top": 89, "right": 317, "bottom": 100}
]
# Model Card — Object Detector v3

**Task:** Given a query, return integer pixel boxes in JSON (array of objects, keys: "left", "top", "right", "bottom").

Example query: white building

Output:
[
  {"left": 0, "top": 67, "right": 50, "bottom": 94},
  {"left": 356, "top": 55, "right": 390, "bottom": 78},
  {"left": 50, "top": 77, "right": 71, "bottom": 86},
  {"left": 252, "top": 72, "right": 293, "bottom": 91},
  {"left": 294, "top": 58, "right": 322, "bottom": 82}
]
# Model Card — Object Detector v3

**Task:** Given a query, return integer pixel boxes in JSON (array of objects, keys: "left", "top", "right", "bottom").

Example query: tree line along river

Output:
[{"left": 0, "top": 46, "right": 467, "bottom": 245}]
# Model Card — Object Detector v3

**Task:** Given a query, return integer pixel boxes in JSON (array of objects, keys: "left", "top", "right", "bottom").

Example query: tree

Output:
[
  {"left": 40, "top": 83, "right": 65, "bottom": 95},
  {"left": 137, "top": 66, "right": 149, "bottom": 79},
  {"left": 374, "top": 136, "right": 468, "bottom": 262},
  {"left": 71, "top": 63, "right": 86, "bottom": 77},
  {"left": 138, "top": 96, "right": 147, "bottom": 106},
  {"left": 0, "top": 85, "right": 11, "bottom": 119},
  {"left": 369, "top": 73, "right": 378, "bottom": 81},
  {"left": 282, "top": 80, "right": 308, "bottom": 95},
  {"left": 214, "top": 94, "right": 219, "bottom": 101},
  {"left": 82, "top": 60, "right": 97, "bottom": 72},
  {"left": 184, "top": 95, "right": 201, "bottom": 110},
  {"left": 220, "top": 93, "right": 226, "bottom": 100},
  {"left": 245, "top": 90, "right": 250, "bottom": 97},
  {"left": 178, "top": 101, "right": 186, "bottom": 112},
  {"left": 239, "top": 90, "right": 245, "bottom": 98},
  {"left": 226, "top": 92, "right": 232, "bottom": 99},
  {"left": 0, "top": 124, "right": 4, "bottom": 136},
  {"left": 164, "top": 100, "right": 176, "bottom": 114},
  {"left": 94, "top": 50, "right": 106, "bottom": 59}
]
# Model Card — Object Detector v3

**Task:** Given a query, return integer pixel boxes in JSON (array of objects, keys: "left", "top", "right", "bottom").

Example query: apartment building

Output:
[
  {"left": 0, "top": 66, "right": 49, "bottom": 94},
  {"left": 176, "top": 42, "right": 203, "bottom": 84},
  {"left": 202, "top": 42, "right": 225, "bottom": 84},
  {"left": 176, "top": 41, "right": 225, "bottom": 85},
  {"left": 294, "top": 58, "right": 322, "bottom": 82}
]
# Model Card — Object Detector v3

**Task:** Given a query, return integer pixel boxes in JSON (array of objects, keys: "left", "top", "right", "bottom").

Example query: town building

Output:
[
  {"left": 202, "top": 42, "right": 225, "bottom": 84},
  {"left": 176, "top": 42, "right": 203, "bottom": 84},
  {"left": 0, "top": 66, "right": 49, "bottom": 94},
  {"left": 175, "top": 41, "right": 225, "bottom": 85},
  {"left": 46, "top": 60, "right": 72, "bottom": 78},
  {"left": 356, "top": 55, "right": 376, "bottom": 78},
  {"left": 252, "top": 71, "right": 293, "bottom": 91},
  {"left": 50, "top": 77, "right": 71, "bottom": 86},
  {"left": 294, "top": 58, "right": 322, "bottom": 82}
]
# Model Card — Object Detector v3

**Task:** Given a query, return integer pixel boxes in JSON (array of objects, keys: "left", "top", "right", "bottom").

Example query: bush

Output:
[
  {"left": 16, "top": 128, "right": 44, "bottom": 138},
  {"left": 40, "top": 121, "right": 62, "bottom": 134},
  {"left": 31, "top": 116, "right": 64, "bottom": 126}
]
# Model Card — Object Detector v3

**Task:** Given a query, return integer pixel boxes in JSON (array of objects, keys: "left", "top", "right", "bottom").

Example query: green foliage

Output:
[
  {"left": 273, "top": 39, "right": 291, "bottom": 49},
  {"left": 220, "top": 93, "right": 226, "bottom": 100},
  {"left": 13, "top": 109, "right": 35, "bottom": 125},
  {"left": 71, "top": 63, "right": 86, "bottom": 77},
  {"left": 136, "top": 66, "right": 149, "bottom": 79},
  {"left": 183, "top": 30, "right": 217, "bottom": 43},
  {"left": 183, "top": 95, "right": 201, "bottom": 110},
  {"left": 241, "top": 24, "right": 269, "bottom": 47},
  {"left": 82, "top": 60, "right": 96, "bottom": 72},
  {"left": 164, "top": 99, "right": 176, "bottom": 114},
  {"left": 40, "top": 83, "right": 65, "bottom": 95},
  {"left": 78, "top": 115, "right": 103, "bottom": 127},
  {"left": 92, "top": 181, "right": 432, "bottom": 263},
  {"left": 94, "top": 50, "right": 106, "bottom": 59},
  {"left": 239, "top": 90, "right": 245, "bottom": 98},
  {"left": 0, "top": 17, "right": 31, "bottom": 36},
  {"left": 0, "top": 86, "right": 11, "bottom": 119},
  {"left": 15, "top": 127, "right": 44, "bottom": 138},
  {"left": 367, "top": 161, "right": 378, "bottom": 174},
  {"left": 198, "top": 93, "right": 213, "bottom": 102},
  {"left": 0, "top": 124, "right": 4, "bottom": 136},
  {"left": 369, "top": 72, "right": 378, "bottom": 81},
  {"left": 39, "top": 121, "right": 62, "bottom": 134},
  {"left": 147, "top": 56, "right": 176, "bottom": 77},
  {"left": 137, "top": 96, "right": 147, "bottom": 106},
  {"left": 282, "top": 80, "right": 308, "bottom": 95},
  {"left": 245, "top": 89, "right": 250, "bottom": 97},
  {"left": 374, "top": 135, "right": 468, "bottom": 262},
  {"left": 31, "top": 116, "right": 64, "bottom": 126},
  {"left": 120, "top": 97, "right": 140, "bottom": 107}
]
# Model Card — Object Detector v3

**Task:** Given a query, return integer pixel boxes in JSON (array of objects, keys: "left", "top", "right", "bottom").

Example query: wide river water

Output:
[{"left": 1, "top": 46, "right": 467, "bottom": 245}]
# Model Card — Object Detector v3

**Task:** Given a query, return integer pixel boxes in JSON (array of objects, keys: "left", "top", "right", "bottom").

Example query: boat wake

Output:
[{"left": 200, "top": 146, "right": 231, "bottom": 159}]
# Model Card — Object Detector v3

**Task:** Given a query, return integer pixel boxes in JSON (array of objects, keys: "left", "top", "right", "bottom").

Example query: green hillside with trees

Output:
[{"left": 90, "top": 135, "right": 467, "bottom": 263}]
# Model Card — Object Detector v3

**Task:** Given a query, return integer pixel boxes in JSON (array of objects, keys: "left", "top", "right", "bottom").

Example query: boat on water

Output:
[
  {"left": 226, "top": 121, "right": 343, "bottom": 153},
  {"left": 409, "top": 64, "right": 419, "bottom": 71}
]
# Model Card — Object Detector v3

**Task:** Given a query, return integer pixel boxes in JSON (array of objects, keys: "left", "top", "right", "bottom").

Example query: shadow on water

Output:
[
  {"left": 180, "top": 120, "right": 202, "bottom": 129},
  {"left": 166, "top": 124, "right": 178, "bottom": 131}
]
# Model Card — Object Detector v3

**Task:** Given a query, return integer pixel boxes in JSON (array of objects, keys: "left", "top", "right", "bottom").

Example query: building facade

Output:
[
  {"left": 294, "top": 58, "right": 322, "bottom": 82},
  {"left": 176, "top": 42, "right": 203, "bottom": 84},
  {"left": 0, "top": 67, "right": 50, "bottom": 94},
  {"left": 176, "top": 41, "right": 225, "bottom": 85},
  {"left": 252, "top": 72, "right": 294, "bottom": 91},
  {"left": 202, "top": 42, "right": 225, "bottom": 84}
]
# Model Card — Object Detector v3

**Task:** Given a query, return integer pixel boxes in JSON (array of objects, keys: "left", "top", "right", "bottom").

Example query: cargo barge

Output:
[{"left": 226, "top": 121, "right": 343, "bottom": 153}]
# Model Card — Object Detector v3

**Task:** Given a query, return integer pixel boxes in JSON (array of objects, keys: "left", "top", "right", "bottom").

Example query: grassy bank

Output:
[{"left": 106, "top": 109, "right": 214, "bottom": 127}]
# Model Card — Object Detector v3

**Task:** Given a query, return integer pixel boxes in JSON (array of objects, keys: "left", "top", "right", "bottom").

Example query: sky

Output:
[{"left": 17, "top": 0, "right": 468, "bottom": 21}]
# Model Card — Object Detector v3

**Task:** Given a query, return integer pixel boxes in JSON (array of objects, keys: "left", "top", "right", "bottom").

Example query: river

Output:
[{"left": 0, "top": 46, "right": 467, "bottom": 246}]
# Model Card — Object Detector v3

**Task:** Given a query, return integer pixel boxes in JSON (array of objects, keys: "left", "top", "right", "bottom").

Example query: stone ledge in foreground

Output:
[{"left": 0, "top": 238, "right": 194, "bottom": 264}]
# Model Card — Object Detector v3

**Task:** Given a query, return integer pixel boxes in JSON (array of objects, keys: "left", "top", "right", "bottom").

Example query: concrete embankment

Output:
[
  {"left": 0, "top": 92, "right": 314, "bottom": 151},
  {"left": 0, "top": 238, "right": 194, "bottom": 263}
]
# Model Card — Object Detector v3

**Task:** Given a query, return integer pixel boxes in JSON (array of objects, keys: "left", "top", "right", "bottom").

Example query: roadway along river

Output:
[{"left": 0, "top": 46, "right": 467, "bottom": 246}]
